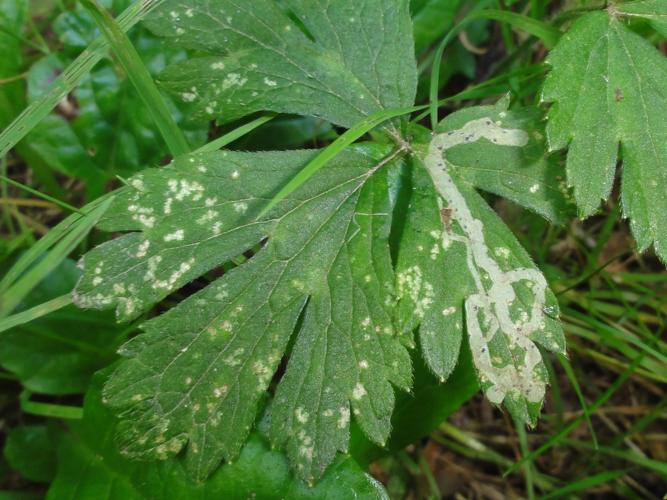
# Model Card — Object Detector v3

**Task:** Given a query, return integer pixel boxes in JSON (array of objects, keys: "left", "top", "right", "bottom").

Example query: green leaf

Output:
[
  {"left": 543, "top": 10, "right": 667, "bottom": 261},
  {"left": 3, "top": 425, "right": 57, "bottom": 483},
  {"left": 74, "top": 146, "right": 410, "bottom": 483},
  {"left": 395, "top": 158, "right": 465, "bottom": 380},
  {"left": 0, "top": 0, "right": 28, "bottom": 127},
  {"left": 146, "top": 0, "right": 417, "bottom": 128},
  {"left": 0, "top": 0, "right": 164, "bottom": 158},
  {"left": 616, "top": 0, "right": 667, "bottom": 38},
  {"left": 398, "top": 100, "right": 566, "bottom": 424},
  {"left": 47, "top": 372, "right": 387, "bottom": 499},
  {"left": 80, "top": 0, "right": 191, "bottom": 157},
  {"left": 411, "top": 0, "right": 463, "bottom": 55},
  {"left": 24, "top": 6, "right": 207, "bottom": 184},
  {"left": 72, "top": 1, "right": 568, "bottom": 483},
  {"left": 440, "top": 101, "right": 575, "bottom": 224},
  {"left": 0, "top": 0, "right": 26, "bottom": 76},
  {"left": 0, "top": 259, "right": 125, "bottom": 394},
  {"left": 24, "top": 112, "right": 107, "bottom": 191}
]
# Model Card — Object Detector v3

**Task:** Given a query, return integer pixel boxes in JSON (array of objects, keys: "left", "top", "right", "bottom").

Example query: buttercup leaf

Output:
[
  {"left": 146, "top": 0, "right": 417, "bottom": 128},
  {"left": 543, "top": 9, "right": 667, "bottom": 261},
  {"left": 75, "top": 146, "right": 411, "bottom": 483},
  {"left": 73, "top": 0, "right": 569, "bottom": 483},
  {"left": 397, "top": 100, "right": 566, "bottom": 424}
]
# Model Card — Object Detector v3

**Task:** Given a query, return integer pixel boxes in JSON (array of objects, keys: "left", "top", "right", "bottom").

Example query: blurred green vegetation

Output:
[{"left": 0, "top": 0, "right": 665, "bottom": 498}]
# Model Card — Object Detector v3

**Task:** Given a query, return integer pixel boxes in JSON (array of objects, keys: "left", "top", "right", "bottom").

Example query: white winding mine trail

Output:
[{"left": 423, "top": 118, "right": 548, "bottom": 406}]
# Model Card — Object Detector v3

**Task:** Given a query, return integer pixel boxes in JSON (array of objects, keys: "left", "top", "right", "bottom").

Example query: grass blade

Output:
[
  {"left": 541, "top": 470, "right": 628, "bottom": 499},
  {"left": 19, "top": 391, "right": 83, "bottom": 419},
  {"left": 0, "top": 0, "right": 165, "bottom": 158},
  {"left": 0, "top": 294, "right": 72, "bottom": 334},
  {"left": 0, "top": 196, "right": 114, "bottom": 317},
  {"left": 81, "top": 0, "right": 189, "bottom": 157},
  {"left": 563, "top": 440, "right": 667, "bottom": 476},
  {"left": 557, "top": 354, "right": 599, "bottom": 449},
  {"left": 479, "top": 9, "right": 561, "bottom": 49},
  {"left": 0, "top": 174, "right": 81, "bottom": 214},
  {"left": 257, "top": 105, "right": 425, "bottom": 219},
  {"left": 438, "top": 422, "right": 557, "bottom": 491},
  {"left": 195, "top": 114, "right": 277, "bottom": 154},
  {"left": 515, "top": 420, "right": 536, "bottom": 500},
  {"left": 0, "top": 193, "right": 113, "bottom": 295}
]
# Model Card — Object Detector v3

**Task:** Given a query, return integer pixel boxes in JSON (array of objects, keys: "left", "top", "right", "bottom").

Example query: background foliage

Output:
[{"left": 0, "top": 0, "right": 665, "bottom": 498}]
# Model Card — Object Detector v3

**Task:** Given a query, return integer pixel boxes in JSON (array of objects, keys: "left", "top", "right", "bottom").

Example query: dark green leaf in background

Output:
[
  {"left": 3, "top": 426, "right": 57, "bottom": 483},
  {"left": 411, "top": 0, "right": 464, "bottom": 55},
  {"left": 0, "top": 0, "right": 27, "bottom": 127},
  {"left": 0, "top": 259, "right": 126, "bottom": 395},
  {"left": 22, "top": 2, "right": 208, "bottom": 196},
  {"left": 45, "top": 372, "right": 387, "bottom": 499}
]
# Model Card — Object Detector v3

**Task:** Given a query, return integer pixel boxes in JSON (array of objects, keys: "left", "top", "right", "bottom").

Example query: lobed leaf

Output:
[
  {"left": 71, "top": 0, "right": 573, "bottom": 483},
  {"left": 543, "top": 9, "right": 667, "bottom": 261},
  {"left": 145, "top": 0, "right": 417, "bottom": 128},
  {"left": 74, "top": 146, "right": 410, "bottom": 483},
  {"left": 398, "top": 100, "right": 566, "bottom": 424}
]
